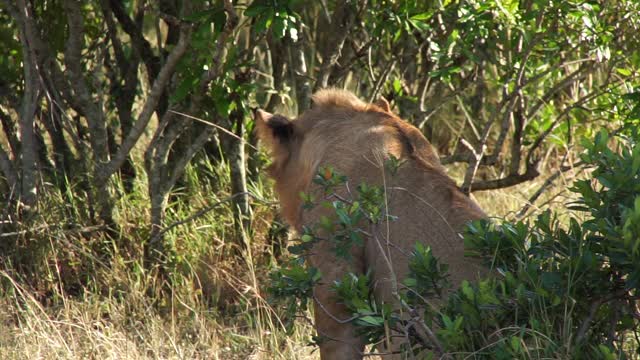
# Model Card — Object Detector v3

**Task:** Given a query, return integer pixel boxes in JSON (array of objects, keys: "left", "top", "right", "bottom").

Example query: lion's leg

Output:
[
  {"left": 366, "top": 231, "right": 415, "bottom": 359},
  {"left": 309, "top": 241, "right": 366, "bottom": 360},
  {"left": 312, "top": 282, "right": 365, "bottom": 360}
]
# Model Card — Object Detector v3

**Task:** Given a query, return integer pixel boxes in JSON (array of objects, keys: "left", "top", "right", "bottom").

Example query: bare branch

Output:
[
  {"left": 166, "top": 128, "right": 214, "bottom": 189},
  {"left": 526, "top": 78, "right": 635, "bottom": 169},
  {"left": 292, "top": 37, "right": 313, "bottom": 112},
  {"left": 99, "top": 0, "right": 128, "bottom": 78},
  {"left": 526, "top": 62, "right": 593, "bottom": 121},
  {"left": 470, "top": 162, "right": 540, "bottom": 192},
  {"left": 575, "top": 289, "right": 631, "bottom": 345},
  {"left": 461, "top": 94, "right": 495, "bottom": 193},
  {"left": 0, "top": 108, "right": 20, "bottom": 157},
  {"left": 460, "top": 138, "right": 486, "bottom": 194},
  {"left": 370, "top": 60, "right": 397, "bottom": 102},
  {"left": 516, "top": 158, "right": 585, "bottom": 219},
  {"left": 199, "top": 0, "right": 238, "bottom": 95}
]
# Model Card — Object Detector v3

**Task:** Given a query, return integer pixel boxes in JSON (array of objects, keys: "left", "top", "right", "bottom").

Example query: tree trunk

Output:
[
  {"left": 228, "top": 111, "right": 250, "bottom": 247},
  {"left": 291, "top": 39, "right": 312, "bottom": 113},
  {"left": 147, "top": 185, "right": 169, "bottom": 266},
  {"left": 16, "top": 2, "right": 40, "bottom": 211},
  {"left": 40, "top": 109, "right": 74, "bottom": 190}
]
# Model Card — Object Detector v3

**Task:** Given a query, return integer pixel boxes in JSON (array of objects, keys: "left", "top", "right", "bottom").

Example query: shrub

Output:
[{"left": 269, "top": 130, "right": 640, "bottom": 358}]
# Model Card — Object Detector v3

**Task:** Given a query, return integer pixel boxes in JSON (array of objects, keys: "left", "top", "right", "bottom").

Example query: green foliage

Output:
[
  {"left": 451, "top": 131, "right": 640, "bottom": 357},
  {"left": 404, "top": 243, "right": 451, "bottom": 300},
  {"left": 244, "top": 0, "right": 301, "bottom": 40},
  {"left": 332, "top": 272, "right": 398, "bottom": 345},
  {"left": 269, "top": 260, "right": 320, "bottom": 322}
]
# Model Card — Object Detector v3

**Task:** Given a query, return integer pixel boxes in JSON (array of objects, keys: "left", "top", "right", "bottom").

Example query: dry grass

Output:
[{"left": 0, "top": 259, "right": 318, "bottom": 360}]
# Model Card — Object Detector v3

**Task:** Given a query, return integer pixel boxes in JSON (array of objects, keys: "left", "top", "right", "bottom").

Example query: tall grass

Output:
[{"left": 0, "top": 155, "right": 317, "bottom": 359}]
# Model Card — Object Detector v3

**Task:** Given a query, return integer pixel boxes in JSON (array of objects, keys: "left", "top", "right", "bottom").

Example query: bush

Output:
[{"left": 269, "top": 129, "right": 640, "bottom": 359}]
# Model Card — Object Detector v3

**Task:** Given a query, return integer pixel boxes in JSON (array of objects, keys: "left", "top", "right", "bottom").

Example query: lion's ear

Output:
[
  {"left": 255, "top": 109, "right": 294, "bottom": 149},
  {"left": 374, "top": 97, "right": 391, "bottom": 113}
]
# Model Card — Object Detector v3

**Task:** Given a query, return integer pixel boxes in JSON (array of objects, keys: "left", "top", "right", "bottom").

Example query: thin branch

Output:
[
  {"left": 169, "top": 111, "right": 259, "bottom": 151},
  {"left": 575, "top": 288, "right": 630, "bottom": 344},
  {"left": 460, "top": 121, "right": 491, "bottom": 194},
  {"left": 99, "top": 0, "right": 128, "bottom": 78},
  {"left": 525, "top": 77, "right": 632, "bottom": 166},
  {"left": 165, "top": 127, "right": 214, "bottom": 189},
  {"left": 525, "top": 62, "right": 593, "bottom": 121},
  {"left": 370, "top": 60, "right": 397, "bottom": 102},
  {"left": 312, "top": 293, "right": 363, "bottom": 324},
  {"left": 0, "top": 108, "right": 20, "bottom": 157},
  {"left": 202, "top": 0, "right": 238, "bottom": 86},
  {"left": 459, "top": 143, "right": 483, "bottom": 194},
  {"left": 108, "top": 0, "right": 161, "bottom": 84}
]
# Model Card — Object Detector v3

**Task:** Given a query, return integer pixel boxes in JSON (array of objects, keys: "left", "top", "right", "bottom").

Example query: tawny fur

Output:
[{"left": 256, "top": 89, "right": 487, "bottom": 360}]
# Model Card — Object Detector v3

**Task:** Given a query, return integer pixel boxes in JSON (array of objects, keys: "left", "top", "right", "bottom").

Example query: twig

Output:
[
  {"left": 315, "top": 0, "right": 357, "bottom": 89},
  {"left": 370, "top": 60, "right": 397, "bottom": 102},
  {"left": 460, "top": 138, "right": 486, "bottom": 195},
  {"left": 0, "top": 144, "right": 17, "bottom": 192}
]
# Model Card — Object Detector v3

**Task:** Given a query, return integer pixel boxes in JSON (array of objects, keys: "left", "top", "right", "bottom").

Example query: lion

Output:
[{"left": 256, "top": 89, "right": 487, "bottom": 359}]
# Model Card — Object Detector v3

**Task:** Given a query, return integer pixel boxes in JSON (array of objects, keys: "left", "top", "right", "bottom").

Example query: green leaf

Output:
[
  {"left": 392, "top": 78, "right": 402, "bottom": 94},
  {"left": 358, "top": 315, "right": 383, "bottom": 326},
  {"left": 271, "top": 16, "right": 288, "bottom": 39},
  {"left": 170, "top": 73, "right": 199, "bottom": 104},
  {"left": 244, "top": 3, "right": 268, "bottom": 17},
  {"left": 410, "top": 12, "right": 433, "bottom": 21},
  {"left": 616, "top": 67, "right": 632, "bottom": 76}
]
